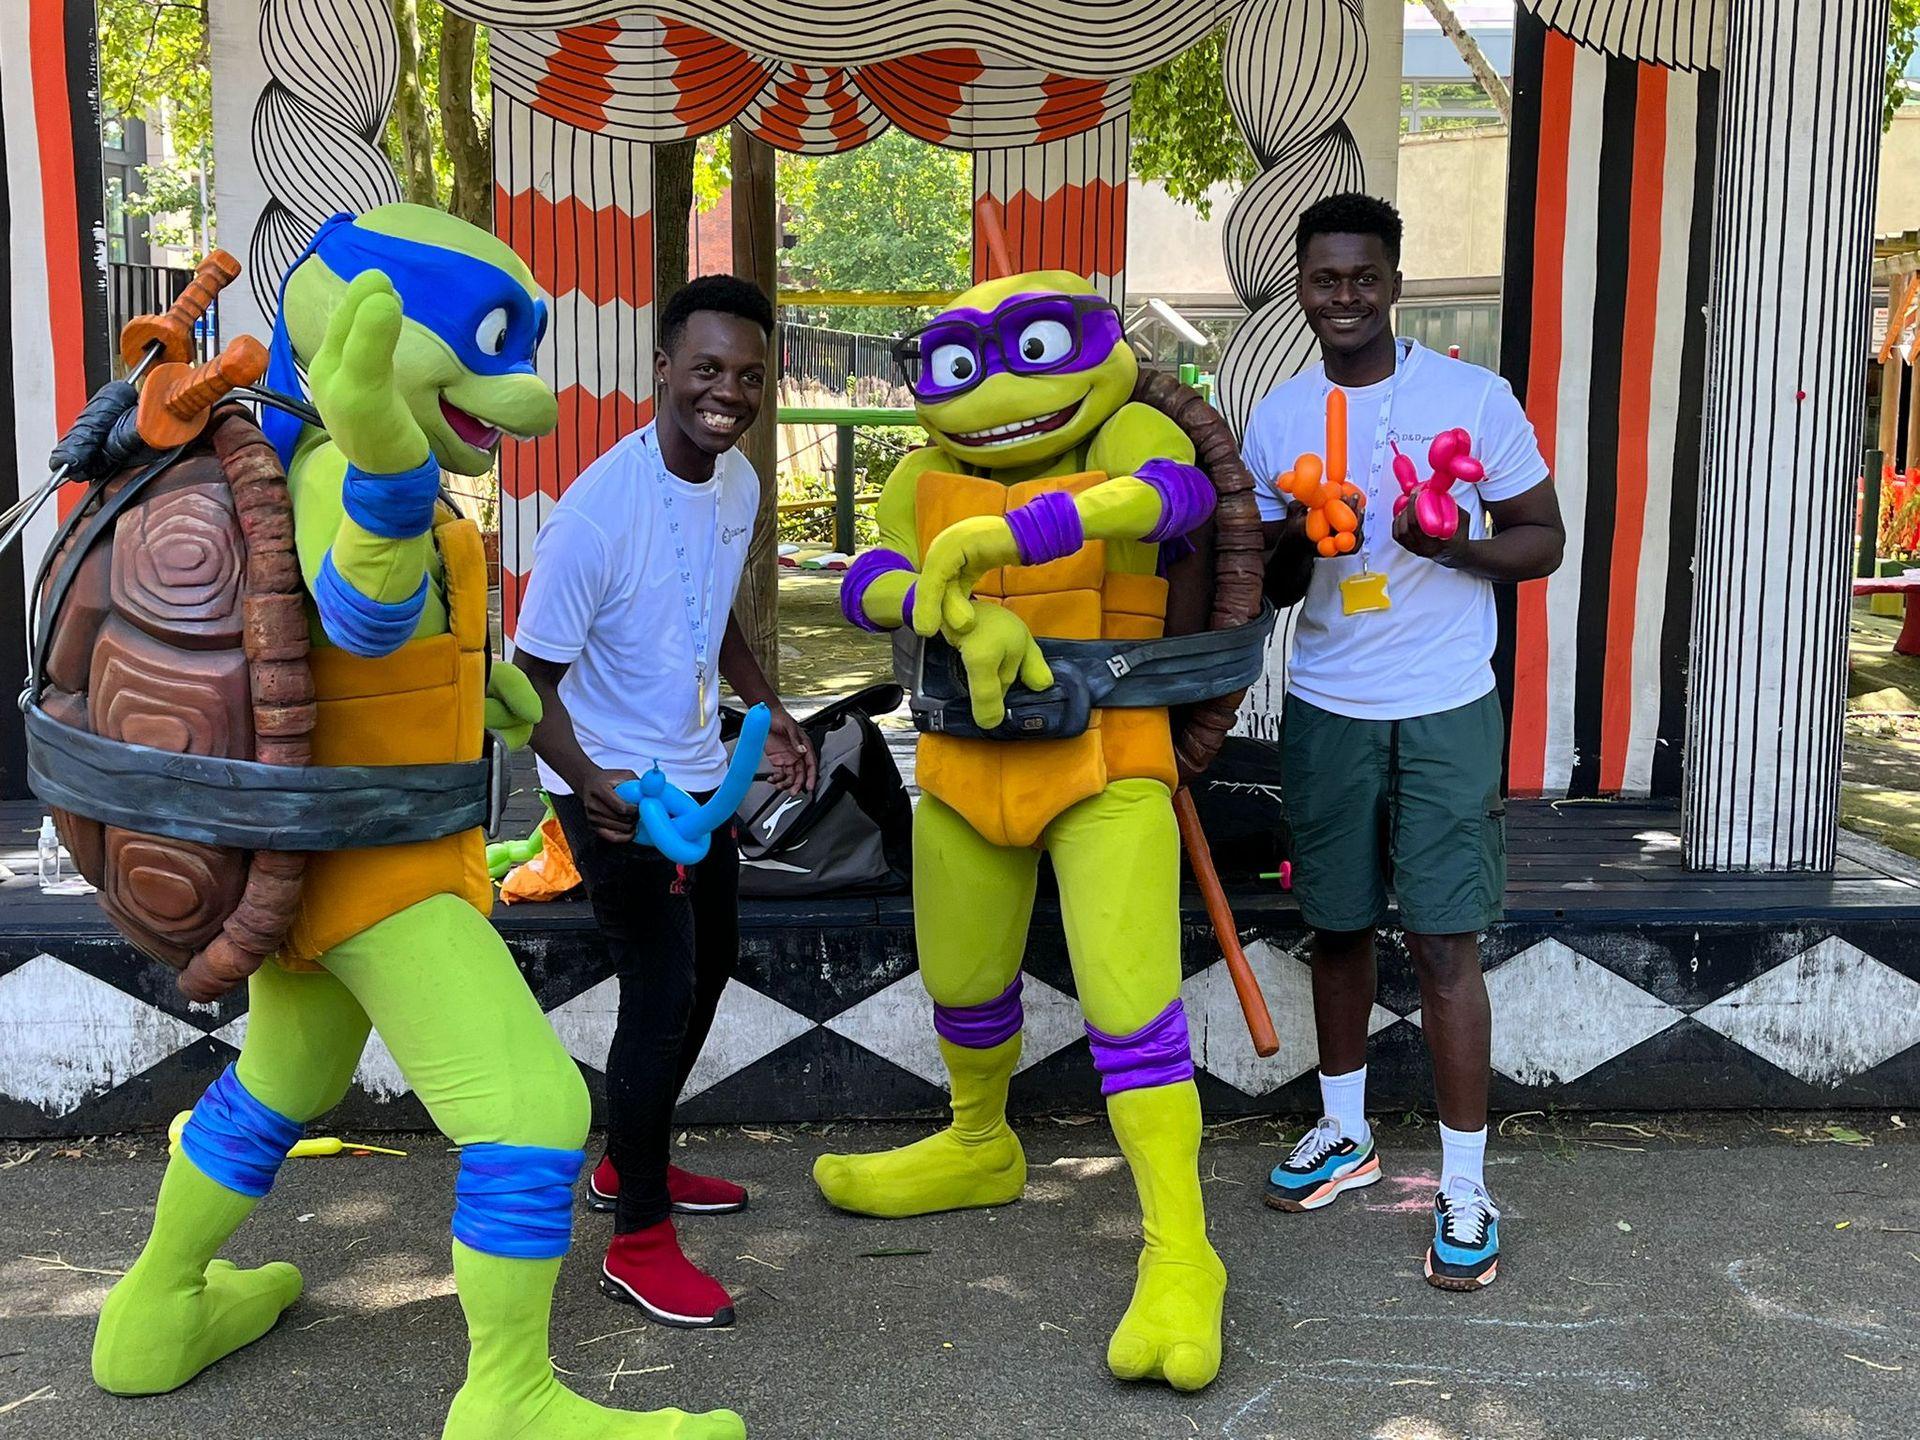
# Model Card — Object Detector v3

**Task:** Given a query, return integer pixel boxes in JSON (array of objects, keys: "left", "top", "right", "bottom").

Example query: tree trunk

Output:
[
  {"left": 654, "top": 139, "right": 696, "bottom": 317},
  {"left": 728, "top": 125, "right": 782, "bottom": 686},
  {"left": 438, "top": 12, "right": 491, "bottom": 229},
  {"left": 1419, "top": 0, "right": 1512, "bottom": 124},
  {"left": 388, "top": 0, "right": 438, "bottom": 205}
]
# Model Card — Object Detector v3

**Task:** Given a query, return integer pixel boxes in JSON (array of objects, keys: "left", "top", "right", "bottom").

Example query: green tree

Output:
[
  {"left": 778, "top": 129, "right": 972, "bottom": 335},
  {"left": 98, "top": 0, "right": 214, "bottom": 255},
  {"left": 1891, "top": 0, "right": 1920, "bottom": 130},
  {"left": 1128, "top": 27, "right": 1253, "bottom": 219},
  {"left": 384, "top": 0, "right": 493, "bottom": 227}
]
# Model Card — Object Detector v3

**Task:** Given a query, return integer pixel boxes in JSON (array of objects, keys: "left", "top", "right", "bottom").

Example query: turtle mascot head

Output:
[
  {"left": 896, "top": 271, "right": 1135, "bottom": 474},
  {"left": 265, "top": 202, "right": 558, "bottom": 474}
]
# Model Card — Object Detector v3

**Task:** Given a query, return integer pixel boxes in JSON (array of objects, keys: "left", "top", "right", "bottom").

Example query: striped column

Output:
[
  {"left": 491, "top": 92, "right": 655, "bottom": 636},
  {"left": 1498, "top": 18, "right": 1717, "bottom": 799},
  {"left": 0, "top": 0, "right": 109, "bottom": 799},
  {"left": 1682, "top": 0, "right": 1888, "bottom": 870},
  {"left": 974, "top": 112, "right": 1131, "bottom": 303}
]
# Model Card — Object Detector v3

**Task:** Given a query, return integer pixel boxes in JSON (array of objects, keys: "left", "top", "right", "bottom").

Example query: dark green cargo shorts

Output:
[{"left": 1280, "top": 690, "right": 1507, "bottom": 935}]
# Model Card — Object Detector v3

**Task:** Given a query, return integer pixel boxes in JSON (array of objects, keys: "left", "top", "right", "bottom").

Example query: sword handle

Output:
[{"left": 119, "top": 248, "right": 241, "bottom": 371}]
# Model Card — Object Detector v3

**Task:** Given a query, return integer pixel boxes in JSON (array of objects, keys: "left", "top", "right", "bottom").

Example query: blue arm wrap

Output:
[
  {"left": 179, "top": 1065, "right": 304, "bottom": 1199},
  {"left": 452, "top": 1143, "right": 585, "bottom": 1260},
  {"left": 342, "top": 455, "right": 442, "bottom": 539},
  {"left": 314, "top": 550, "right": 428, "bottom": 658}
]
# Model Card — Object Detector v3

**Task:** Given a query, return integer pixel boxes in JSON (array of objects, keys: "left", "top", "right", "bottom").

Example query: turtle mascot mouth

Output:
[{"left": 898, "top": 271, "right": 1137, "bottom": 475}]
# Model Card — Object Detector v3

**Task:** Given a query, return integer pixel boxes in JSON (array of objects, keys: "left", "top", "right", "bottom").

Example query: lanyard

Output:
[
  {"left": 1324, "top": 339, "right": 1408, "bottom": 574},
  {"left": 643, "top": 428, "right": 724, "bottom": 725}
]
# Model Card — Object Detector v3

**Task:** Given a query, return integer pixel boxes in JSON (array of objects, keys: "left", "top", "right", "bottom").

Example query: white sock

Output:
[
  {"left": 1318, "top": 1066, "right": 1369, "bottom": 1145},
  {"left": 1439, "top": 1122, "right": 1487, "bottom": 1192}
]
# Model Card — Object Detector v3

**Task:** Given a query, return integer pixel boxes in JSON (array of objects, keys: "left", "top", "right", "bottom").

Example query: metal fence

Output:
[
  {"left": 106, "top": 263, "right": 220, "bottom": 370},
  {"left": 779, "top": 321, "right": 896, "bottom": 392}
]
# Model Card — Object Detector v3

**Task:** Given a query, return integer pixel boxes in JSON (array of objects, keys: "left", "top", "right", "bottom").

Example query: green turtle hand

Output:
[
  {"left": 914, "top": 514, "right": 1022, "bottom": 638},
  {"left": 483, "top": 660, "right": 542, "bottom": 750},
  {"left": 307, "top": 269, "right": 432, "bottom": 477},
  {"left": 953, "top": 602, "right": 1054, "bottom": 731}
]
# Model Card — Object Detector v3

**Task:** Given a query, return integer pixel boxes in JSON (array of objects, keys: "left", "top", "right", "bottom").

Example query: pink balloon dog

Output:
[{"left": 1390, "top": 429, "right": 1485, "bottom": 541}]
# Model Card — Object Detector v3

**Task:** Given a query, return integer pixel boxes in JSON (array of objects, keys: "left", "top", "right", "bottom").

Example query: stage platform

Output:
[{"left": 4, "top": 737, "right": 1920, "bottom": 1136}]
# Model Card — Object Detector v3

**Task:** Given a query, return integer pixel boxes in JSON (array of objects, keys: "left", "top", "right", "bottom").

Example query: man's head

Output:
[
  {"left": 1294, "top": 193, "right": 1403, "bottom": 365},
  {"left": 654, "top": 275, "right": 774, "bottom": 460}
]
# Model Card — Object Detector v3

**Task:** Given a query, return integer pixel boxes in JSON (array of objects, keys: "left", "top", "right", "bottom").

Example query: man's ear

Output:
[
  {"left": 1392, "top": 270, "right": 1404, "bottom": 307},
  {"left": 653, "top": 348, "right": 670, "bottom": 388}
]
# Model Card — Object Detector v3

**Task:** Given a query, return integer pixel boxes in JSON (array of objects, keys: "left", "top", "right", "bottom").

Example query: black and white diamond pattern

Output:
[{"left": 4, "top": 914, "right": 1920, "bottom": 1135}]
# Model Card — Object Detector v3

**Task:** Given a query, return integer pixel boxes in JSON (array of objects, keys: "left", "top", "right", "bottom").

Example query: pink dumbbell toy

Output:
[{"left": 1391, "top": 428, "right": 1485, "bottom": 541}]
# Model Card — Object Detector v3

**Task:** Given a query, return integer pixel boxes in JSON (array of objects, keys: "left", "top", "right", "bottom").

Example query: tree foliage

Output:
[
  {"left": 98, "top": 0, "right": 212, "bottom": 155},
  {"left": 1128, "top": 27, "right": 1253, "bottom": 219},
  {"left": 1891, "top": 0, "right": 1920, "bottom": 130},
  {"left": 777, "top": 129, "right": 972, "bottom": 335},
  {"left": 383, "top": 0, "right": 492, "bottom": 226}
]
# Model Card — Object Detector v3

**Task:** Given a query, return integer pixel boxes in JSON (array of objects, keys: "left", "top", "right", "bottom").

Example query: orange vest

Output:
[
  {"left": 278, "top": 508, "right": 493, "bottom": 966},
  {"left": 914, "top": 470, "right": 1177, "bottom": 849}
]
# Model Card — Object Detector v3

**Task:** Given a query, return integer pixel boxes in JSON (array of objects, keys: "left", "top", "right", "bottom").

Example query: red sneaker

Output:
[
  {"left": 600, "top": 1221, "right": 735, "bottom": 1328},
  {"left": 586, "top": 1156, "right": 749, "bottom": 1216},
  {"left": 668, "top": 1163, "right": 749, "bottom": 1215}
]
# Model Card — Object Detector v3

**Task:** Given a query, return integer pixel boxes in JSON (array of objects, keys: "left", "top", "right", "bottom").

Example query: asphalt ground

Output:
[{"left": 1, "top": 1112, "right": 1915, "bottom": 1440}]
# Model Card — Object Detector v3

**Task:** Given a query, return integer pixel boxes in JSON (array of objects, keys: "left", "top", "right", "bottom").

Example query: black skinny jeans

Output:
[{"left": 551, "top": 791, "right": 739, "bottom": 1233}]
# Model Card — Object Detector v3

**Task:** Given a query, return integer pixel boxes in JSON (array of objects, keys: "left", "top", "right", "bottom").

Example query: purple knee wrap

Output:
[
  {"left": 934, "top": 976, "right": 1024, "bottom": 1049},
  {"left": 1085, "top": 999, "right": 1195, "bottom": 1095}
]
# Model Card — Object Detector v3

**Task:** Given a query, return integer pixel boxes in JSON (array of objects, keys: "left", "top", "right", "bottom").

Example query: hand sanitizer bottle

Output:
[{"left": 37, "top": 816, "right": 62, "bottom": 892}]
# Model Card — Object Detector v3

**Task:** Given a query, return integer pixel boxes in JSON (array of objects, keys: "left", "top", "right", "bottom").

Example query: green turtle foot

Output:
[
  {"left": 443, "top": 1379, "right": 745, "bottom": 1440},
  {"left": 813, "top": 1125, "right": 1026, "bottom": 1219},
  {"left": 92, "top": 1257, "right": 303, "bottom": 1396},
  {"left": 1105, "top": 1251, "right": 1227, "bottom": 1393}
]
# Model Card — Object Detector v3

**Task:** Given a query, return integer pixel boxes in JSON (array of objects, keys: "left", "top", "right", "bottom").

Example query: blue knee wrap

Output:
[
  {"left": 452, "top": 1144, "right": 584, "bottom": 1260},
  {"left": 179, "top": 1065, "right": 304, "bottom": 1198}
]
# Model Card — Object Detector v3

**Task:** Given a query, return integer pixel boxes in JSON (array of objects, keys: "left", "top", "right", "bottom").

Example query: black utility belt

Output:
[{"left": 892, "top": 602, "right": 1275, "bottom": 742}]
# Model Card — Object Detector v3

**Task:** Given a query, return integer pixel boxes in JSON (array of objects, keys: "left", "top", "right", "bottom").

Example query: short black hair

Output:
[
  {"left": 659, "top": 274, "right": 774, "bottom": 354},
  {"left": 1295, "top": 193, "right": 1403, "bottom": 265}
]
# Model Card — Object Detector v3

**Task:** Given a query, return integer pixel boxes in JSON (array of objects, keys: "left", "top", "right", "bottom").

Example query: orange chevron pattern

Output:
[
  {"left": 664, "top": 17, "right": 770, "bottom": 134},
  {"left": 533, "top": 19, "right": 619, "bottom": 132},
  {"left": 494, "top": 185, "right": 654, "bottom": 308},
  {"left": 1034, "top": 75, "right": 1114, "bottom": 144},
  {"left": 856, "top": 49, "right": 985, "bottom": 144},
  {"left": 999, "top": 179, "right": 1128, "bottom": 279}
]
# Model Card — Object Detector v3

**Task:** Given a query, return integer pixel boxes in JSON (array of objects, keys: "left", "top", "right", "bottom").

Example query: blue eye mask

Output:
[{"left": 263, "top": 212, "right": 550, "bottom": 466}]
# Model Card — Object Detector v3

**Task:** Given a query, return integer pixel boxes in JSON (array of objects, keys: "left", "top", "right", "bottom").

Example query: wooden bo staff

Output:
[{"left": 1173, "top": 786, "right": 1279, "bottom": 1057}]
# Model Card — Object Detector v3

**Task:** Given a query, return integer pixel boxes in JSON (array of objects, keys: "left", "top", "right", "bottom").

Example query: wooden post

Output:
[
  {"left": 729, "top": 124, "right": 782, "bottom": 686},
  {"left": 834, "top": 425, "right": 856, "bottom": 555}
]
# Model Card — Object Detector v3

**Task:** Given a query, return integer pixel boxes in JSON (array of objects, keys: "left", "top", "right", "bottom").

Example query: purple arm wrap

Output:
[
  {"left": 1005, "top": 490, "right": 1085, "bottom": 566},
  {"left": 1085, "top": 999, "right": 1195, "bottom": 1095},
  {"left": 1137, "top": 458, "right": 1216, "bottom": 545},
  {"left": 934, "top": 977, "right": 1024, "bottom": 1050},
  {"left": 840, "top": 548, "right": 915, "bottom": 632}
]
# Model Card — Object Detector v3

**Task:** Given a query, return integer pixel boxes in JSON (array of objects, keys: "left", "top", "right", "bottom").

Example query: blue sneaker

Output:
[
  {"left": 1264, "top": 1116, "right": 1381, "bottom": 1212},
  {"left": 1426, "top": 1177, "right": 1501, "bottom": 1289}
]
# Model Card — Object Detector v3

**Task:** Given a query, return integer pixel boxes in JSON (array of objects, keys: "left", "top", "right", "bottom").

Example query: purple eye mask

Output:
[{"left": 911, "top": 293, "right": 1124, "bottom": 401}]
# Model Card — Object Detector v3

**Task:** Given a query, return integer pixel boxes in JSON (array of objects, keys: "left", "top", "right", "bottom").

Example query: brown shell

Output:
[
  {"left": 1131, "top": 371, "right": 1266, "bottom": 781},
  {"left": 41, "top": 405, "right": 313, "bottom": 1002}
]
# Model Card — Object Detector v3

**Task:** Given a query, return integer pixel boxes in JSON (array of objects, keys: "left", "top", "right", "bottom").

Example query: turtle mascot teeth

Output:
[
  {"left": 820, "top": 269, "right": 1236, "bottom": 1392},
  {"left": 79, "top": 205, "right": 745, "bottom": 1440}
]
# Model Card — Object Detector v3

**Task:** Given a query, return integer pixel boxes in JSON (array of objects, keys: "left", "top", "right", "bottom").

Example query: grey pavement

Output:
[{"left": 1, "top": 1114, "right": 1915, "bottom": 1440}]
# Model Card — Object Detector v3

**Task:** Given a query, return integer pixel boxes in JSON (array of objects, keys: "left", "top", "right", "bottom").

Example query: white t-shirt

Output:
[
  {"left": 1245, "top": 339, "right": 1550, "bottom": 721},
  {"left": 514, "top": 423, "right": 759, "bottom": 792}
]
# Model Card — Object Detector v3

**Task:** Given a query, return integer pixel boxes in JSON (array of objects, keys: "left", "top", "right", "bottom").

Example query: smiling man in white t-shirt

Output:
[
  {"left": 1245, "top": 195, "right": 1564, "bottom": 1290},
  {"left": 514, "top": 275, "right": 815, "bottom": 1331}
]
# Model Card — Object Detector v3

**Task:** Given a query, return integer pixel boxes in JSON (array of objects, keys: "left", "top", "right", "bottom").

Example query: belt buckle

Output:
[{"left": 486, "top": 733, "right": 509, "bottom": 838}]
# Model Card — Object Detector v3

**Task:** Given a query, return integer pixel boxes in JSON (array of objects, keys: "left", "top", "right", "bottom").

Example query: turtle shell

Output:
[
  {"left": 1130, "top": 370, "right": 1266, "bottom": 780},
  {"left": 37, "top": 405, "right": 313, "bottom": 1002}
]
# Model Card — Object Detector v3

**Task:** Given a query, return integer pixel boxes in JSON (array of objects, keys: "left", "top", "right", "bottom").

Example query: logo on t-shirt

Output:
[{"left": 722, "top": 524, "right": 749, "bottom": 544}]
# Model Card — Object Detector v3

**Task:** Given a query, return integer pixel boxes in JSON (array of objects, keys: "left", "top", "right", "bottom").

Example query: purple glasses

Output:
[{"left": 892, "top": 293, "right": 1125, "bottom": 402}]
